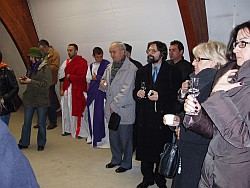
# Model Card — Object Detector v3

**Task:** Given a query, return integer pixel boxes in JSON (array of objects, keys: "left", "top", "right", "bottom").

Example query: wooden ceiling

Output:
[{"left": 0, "top": 0, "right": 208, "bottom": 64}]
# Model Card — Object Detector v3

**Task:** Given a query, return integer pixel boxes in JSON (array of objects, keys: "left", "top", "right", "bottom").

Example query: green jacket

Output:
[{"left": 23, "top": 61, "right": 52, "bottom": 107}]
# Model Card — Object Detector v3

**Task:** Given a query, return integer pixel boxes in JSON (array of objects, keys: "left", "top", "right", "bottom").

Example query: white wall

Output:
[
  {"left": 206, "top": 0, "right": 250, "bottom": 44},
  {"left": 27, "top": 0, "right": 188, "bottom": 64},
  {"left": 1, "top": 0, "right": 249, "bottom": 76},
  {"left": 0, "top": 21, "right": 27, "bottom": 95}
]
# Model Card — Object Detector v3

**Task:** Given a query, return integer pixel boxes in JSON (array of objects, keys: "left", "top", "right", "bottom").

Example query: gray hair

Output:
[{"left": 110, "top": 41, "right": 126, "bottom": 51}]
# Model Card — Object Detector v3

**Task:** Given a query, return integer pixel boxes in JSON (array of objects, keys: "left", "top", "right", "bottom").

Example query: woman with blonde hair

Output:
[
  {"left": 171, "top": 40, "right": 227, "bottom": 188},
  {"left": 184, "top": 21, "right": 250, "bottom": 187}
]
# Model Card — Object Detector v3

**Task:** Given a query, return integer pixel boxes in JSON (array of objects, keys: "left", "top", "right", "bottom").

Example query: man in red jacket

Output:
[{"left": 59, "top": 43, "right": 88, "bottom": 138}]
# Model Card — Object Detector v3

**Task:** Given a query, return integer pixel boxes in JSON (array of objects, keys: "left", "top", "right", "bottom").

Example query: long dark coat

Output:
[{"left": 134, "top": 61, "right": 182, "bottom": 162}]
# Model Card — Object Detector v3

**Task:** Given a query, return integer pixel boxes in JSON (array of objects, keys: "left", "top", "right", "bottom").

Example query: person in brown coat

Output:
[
  {"left": 38, "top": 39, "right": 60, "bottom": 129},
  {"left": 183, "top": 21, "right": 250, "bottom": 188}
]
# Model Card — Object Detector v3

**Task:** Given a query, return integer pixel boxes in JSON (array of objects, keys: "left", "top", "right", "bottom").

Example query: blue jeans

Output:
[
  {"left": 0, "top": 114, "right": 11, "bottom": 125},
  {"left": 48, "top": 85, "right": 59, "bottom": 125},
  {"left": 19, "top": 106, "right": 48, "bottom": 147}
]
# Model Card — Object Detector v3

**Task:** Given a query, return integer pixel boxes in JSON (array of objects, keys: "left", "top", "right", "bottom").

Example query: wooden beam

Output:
[
  {"left": 0, "top": 0, "right": 38, "bottom": 65},
  {"left": 177, "top": 0, "right": 209, "bottom": 59}
]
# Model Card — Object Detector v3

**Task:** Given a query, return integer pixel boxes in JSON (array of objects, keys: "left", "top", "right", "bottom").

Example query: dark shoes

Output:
[
  {"left": 105, "top": 163, "right": 118, "bottom": 168},
  {"left": 136, "top": 182, "right": 154, "bottom": 188},
  {"left": 18, "top": 144, "right": 28, "bottom": 150},
  {"left": 37, "top": 146, "right": 44, "bottom": 151},
  {"left": 115, "top": 167, "right": 130, "bottom": 173},
  {"left": 61, "top": 132, "right": 71, "bottom": 136},
  {"left": 47, "top": 124, "right": 57, "bottom": 130},
  {"left": 33, "top": 124, "right": 39, "bottom": 129}
]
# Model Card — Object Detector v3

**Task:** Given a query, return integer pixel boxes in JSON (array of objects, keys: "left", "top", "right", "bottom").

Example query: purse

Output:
[
  {"left": 108, "top": 112, "right": 121, "bottom": 131},
  {"left": 158, "top": 135, "right": 180, "bottom": 178}
]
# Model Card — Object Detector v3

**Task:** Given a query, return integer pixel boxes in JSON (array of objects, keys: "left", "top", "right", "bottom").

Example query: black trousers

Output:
[{"left": 141, "top": 161, "right": 166, "bottom": 187}]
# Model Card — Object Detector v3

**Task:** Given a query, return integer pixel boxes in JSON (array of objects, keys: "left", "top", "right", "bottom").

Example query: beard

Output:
[{"left": 147, "top": 55, "right": 160, "bottom": 64}]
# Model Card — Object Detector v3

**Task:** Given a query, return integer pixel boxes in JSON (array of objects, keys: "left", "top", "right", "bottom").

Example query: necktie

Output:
[{"left": 152, "top": 66, "right": 158, "bottom": 83}]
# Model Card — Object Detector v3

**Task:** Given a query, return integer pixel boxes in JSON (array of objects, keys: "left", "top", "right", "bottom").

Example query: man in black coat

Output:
[
  {"left": 168, "top": 40, "right": 193, "bottom": 81},
  {"left": 134, "top": 41, "right": 182, "bottom": 188}
]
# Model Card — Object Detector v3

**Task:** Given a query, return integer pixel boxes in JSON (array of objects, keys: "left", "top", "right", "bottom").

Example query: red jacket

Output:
[{"left": 63, "top": 55, "right": 87, "bottom": 116}]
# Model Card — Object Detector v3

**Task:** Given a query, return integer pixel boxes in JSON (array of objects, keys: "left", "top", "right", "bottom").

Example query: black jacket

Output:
[
  {"left": 0, "top": 65, "right": 19, "bottom": 115},
  {"left": 133, "top": 61, "right": 182, "bottom": 162}
]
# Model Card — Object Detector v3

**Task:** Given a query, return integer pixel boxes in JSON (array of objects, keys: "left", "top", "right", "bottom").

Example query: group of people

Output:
[{"left": 0, "top": 20, "right": 249, "bottom": 188}]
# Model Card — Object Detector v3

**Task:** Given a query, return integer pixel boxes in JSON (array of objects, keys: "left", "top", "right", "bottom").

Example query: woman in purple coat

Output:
[{"left": 184, "top": 21, "right": 250, "bottom": 188}]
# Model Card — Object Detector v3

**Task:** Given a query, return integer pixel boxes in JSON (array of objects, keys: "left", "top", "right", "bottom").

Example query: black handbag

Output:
[
  {"left": 158, "top": 135, "right": 180, "bottom": 178},
  {"left": 108, "top": 112, "right": 121, "bottom": 131}
]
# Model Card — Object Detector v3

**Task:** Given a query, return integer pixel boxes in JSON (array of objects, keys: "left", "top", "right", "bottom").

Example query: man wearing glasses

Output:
[{"left": 134, "top": 41, "right": 182, "bottom": 188}]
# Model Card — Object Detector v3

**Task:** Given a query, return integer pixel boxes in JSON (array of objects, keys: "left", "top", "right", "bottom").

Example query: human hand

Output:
[
  {"left": 19, "top": 75, "right": 31, "bottom": 84},
  {"left": 212, "top": 69, "right": 242, "bottom": 93},
  {"left": 92, "top": 73, "right": 97, "bottom": 80},
  {"left": 137, "top": 89, "right": 146, "bottom": 98},
  {"left": 148, "top": 90, "right": 158, "bottom": 101},
  {"left": 100, "top": 79, "right": 107, "bottom": 88},
  {"left": 184, "top": 95, "right": 201, "bottom": 115},
  {"left": 181, "top": 80, "right": 190, "bottom": 93}
]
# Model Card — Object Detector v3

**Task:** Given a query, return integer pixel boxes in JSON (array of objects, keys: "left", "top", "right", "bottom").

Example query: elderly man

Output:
[{"left": 100, "top": 42, "right": 137, "bottom": 173}]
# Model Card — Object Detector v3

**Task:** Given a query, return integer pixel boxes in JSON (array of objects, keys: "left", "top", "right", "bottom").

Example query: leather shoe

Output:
[
  {"left": 105, "top": 163, "right": 118, "bottom": 168},
  {"left": 47, "top": 124, "right": 57, "bottom": 130},
  {"left": 18, "top": 144, "right": 28, "bottom": 150},
  {"left": 115, "top": 167, "right": 129, "bottom": 173},
  {"left": 33, "top": 124, "right": 39, "bottom": 128},
  {"left": 37, "top": 146, "right": 44, "bottom": 151},
  {"left": 136, "top": 181, "right": 154, "bottom": 188},
  {"left": 61, "top": 132, "right": 71, "bottom": 136}
]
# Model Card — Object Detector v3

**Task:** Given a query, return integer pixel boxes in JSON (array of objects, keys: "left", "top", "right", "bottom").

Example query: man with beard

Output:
[
  {"left": 58, "top": 44, "right": 88, "bottom": 138},
  {"left": 100, "top": 42, "right": 137, "bottom": 173},
  {"left": 134, "top": 41, "right": 182, "bottom": 188}
]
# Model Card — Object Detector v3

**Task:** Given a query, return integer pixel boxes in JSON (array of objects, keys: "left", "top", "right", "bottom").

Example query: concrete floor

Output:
[{"left": 9, "top": 109, "right": 172, "bottom": 188}]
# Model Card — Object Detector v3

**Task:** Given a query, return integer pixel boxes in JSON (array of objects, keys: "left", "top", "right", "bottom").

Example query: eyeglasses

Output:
[
  {"left": 146, "top": 49, "right": 159, "bottom": 54},
  {"left": 233, "top": 41, "right": 250, "bottom": 49},
  {"left": 194, "top": 57, "right": 210, "bottom": 62}
]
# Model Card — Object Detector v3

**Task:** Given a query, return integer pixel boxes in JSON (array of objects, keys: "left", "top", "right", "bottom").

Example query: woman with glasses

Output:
[
  {"left": 184, "top": 21, "right": 250, "bottom": 188},
  {"left": 171, "top": 41, "right": 227, "bottom": 188}
]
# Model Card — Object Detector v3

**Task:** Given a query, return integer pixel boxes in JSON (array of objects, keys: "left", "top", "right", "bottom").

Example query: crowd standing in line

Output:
[{"left": 2, "top": 20, "right": 250, "bottom": 188}]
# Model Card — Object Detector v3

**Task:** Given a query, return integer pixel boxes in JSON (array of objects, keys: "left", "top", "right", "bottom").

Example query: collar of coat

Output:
[{"left": 37, "top": 60, "right": 48, "bottom": 71}]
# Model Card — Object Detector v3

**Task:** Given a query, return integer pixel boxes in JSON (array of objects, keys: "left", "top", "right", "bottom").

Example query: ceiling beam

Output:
[
  {"left": 177, "top": 0, "right": 209, "bottom": 59},
  {"left": 0, "top": 0, "right": 38, "bottom": 65}
]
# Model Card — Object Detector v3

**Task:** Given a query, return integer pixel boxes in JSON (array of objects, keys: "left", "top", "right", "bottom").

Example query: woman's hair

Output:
[
  {"left": 226, "top": 20, "right": 250, "bottom": 61},
  {"left": 193, "top": 40, "right": 227, "bottom": 69}
]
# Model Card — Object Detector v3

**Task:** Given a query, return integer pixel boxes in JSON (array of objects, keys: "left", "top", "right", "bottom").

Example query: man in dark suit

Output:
[
  {"left": 134, "top": 41, "right": 182, "bottom": 188},
  {"left": 168, "top": 40, "right": 193, "bottom": 81},
  {"left": 124, "top": 43, "right": 143, "bottom": 69}
]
